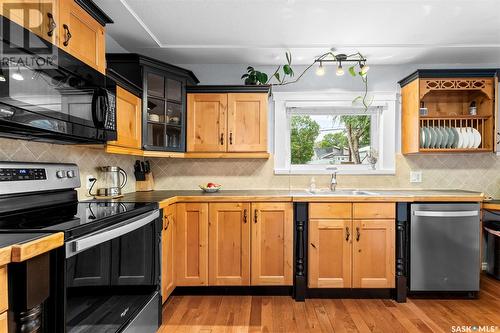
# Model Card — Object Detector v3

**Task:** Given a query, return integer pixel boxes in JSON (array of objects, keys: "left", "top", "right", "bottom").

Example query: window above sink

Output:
[{"left": 273, "top": 91, "right": 398, "bottom": 175}]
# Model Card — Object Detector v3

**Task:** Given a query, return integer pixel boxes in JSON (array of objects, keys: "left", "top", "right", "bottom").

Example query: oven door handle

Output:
[{"left": 66, "top": 210, "right": 159, "bottom": 258}]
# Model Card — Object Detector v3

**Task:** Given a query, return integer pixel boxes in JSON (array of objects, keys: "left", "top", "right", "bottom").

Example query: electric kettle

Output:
[{"left": 97, "top": 166, "right": 127, "bottom": 197}]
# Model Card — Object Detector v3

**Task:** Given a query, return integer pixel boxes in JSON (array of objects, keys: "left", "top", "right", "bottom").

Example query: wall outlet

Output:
[
  {"left": 410, "top": 171, "right": 422, "bottom": 183},
  {"left": 86, "top": 175, "right": 96, "bottom": 190}
]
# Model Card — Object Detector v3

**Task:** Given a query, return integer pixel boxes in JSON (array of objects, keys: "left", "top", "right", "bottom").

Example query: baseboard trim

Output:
[{"left": 172, "top": 286, "right": 293, "bottom": 296}]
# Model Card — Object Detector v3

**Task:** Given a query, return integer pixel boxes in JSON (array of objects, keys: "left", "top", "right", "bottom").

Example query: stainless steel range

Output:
[{"left": 0, "top": 162, "right": 161, "bottom": 333}]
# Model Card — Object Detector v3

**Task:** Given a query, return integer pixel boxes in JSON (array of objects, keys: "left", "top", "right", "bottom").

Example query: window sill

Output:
[{"left": 274, "top": 168, "right": 396, "bottom": 175}]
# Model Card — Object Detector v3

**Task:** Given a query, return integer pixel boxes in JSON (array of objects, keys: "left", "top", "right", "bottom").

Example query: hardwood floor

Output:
[{"left": 160, "top": 275, "right": 500, "bottom": 333}]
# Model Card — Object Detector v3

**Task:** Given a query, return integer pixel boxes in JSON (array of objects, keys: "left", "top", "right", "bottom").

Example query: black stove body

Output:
[{"left": 0, "top": 162, "right": 161, "bottom": 333}]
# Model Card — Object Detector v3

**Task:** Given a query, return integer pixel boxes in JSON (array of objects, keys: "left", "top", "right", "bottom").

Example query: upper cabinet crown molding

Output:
[
  {"left": 186, "top": 85, "right": 271, "bottom": 94},
  {"left": 398, "top": 69, "right": 499, "bottom": 88}
]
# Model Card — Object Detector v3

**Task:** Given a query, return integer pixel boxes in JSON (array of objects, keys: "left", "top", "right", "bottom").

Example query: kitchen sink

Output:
[{"left": 305, "top": 189, "right": 380, "bottom": 196}]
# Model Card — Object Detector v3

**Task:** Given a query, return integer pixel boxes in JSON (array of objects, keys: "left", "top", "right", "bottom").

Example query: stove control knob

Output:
[
  {"left": 56, "top": 170, "right": 67, "bottom": 178},
  {"left": 67, "top": 170, "right": 76, "bottom": 178}
]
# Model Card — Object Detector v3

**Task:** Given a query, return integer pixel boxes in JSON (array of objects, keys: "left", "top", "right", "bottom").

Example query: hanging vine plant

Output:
[{"left": 241, "top": 51, "right": 372, "bottom": 111}]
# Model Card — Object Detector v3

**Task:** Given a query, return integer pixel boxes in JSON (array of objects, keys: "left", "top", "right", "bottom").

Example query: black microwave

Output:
[{"left": 0, "top": 16, "right": 117, "bottom": 144}]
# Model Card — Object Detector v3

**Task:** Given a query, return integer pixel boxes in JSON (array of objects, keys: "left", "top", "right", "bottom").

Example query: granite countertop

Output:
[{"left": 115, "top": 189, "right": 485, "bottom": 205}]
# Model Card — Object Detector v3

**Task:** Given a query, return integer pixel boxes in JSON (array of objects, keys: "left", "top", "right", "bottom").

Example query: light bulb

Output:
[
  {"left": 336, "top": 64, "right": 344, "bottom": 76},
  {"left": 360, "top": 64, "right": 370, "bottom": 76},
  {"left": 12, "top": 68, "right": 24, "bottom": 81},
  {"left": 0, "top": 75, "right": 5, "bottom": 82},
  {"left": 315, "top": 63, "right": 325, "bottom": 76}
]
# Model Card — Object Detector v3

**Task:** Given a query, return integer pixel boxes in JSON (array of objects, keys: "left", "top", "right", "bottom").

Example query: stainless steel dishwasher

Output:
[{"left": 410, "top": 203, "right": 480, "bottom": 292}]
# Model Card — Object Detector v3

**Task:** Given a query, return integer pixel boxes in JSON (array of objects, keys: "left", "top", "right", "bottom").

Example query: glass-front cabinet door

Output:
[{"left": 143, "top": 69, "right": 186, "bottom": 151}]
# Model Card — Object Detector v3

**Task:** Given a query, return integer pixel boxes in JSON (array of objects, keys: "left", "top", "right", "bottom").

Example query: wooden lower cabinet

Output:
[
  {"left": 208, "top": 203, "right": 250, "bottom": 286},
  {"left": 162, "top": 204, "right": 176, "bottom": 302},
  {"left": 251, "top": 202, "right": 293, "bottom": 286},
  {"left": 308, "top": 219, "right": 351, "bottom": 288},
  {"left": 308, "top": 203, "right": 396, "bottom": 289},
  {"left": 175, "top": 203, "right": 209, "bottom": 286},
  {"left": 352, "top": 219, "right": 395, "bottom": 288},
  {"left": 0, "top": 265, "right": 7, "bottom": 333},
  {"left": 0, "top": 311, "right": 6, "bottom": 333}
]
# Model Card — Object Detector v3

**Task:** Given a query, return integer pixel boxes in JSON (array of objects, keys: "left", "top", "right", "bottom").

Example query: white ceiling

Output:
[{"left": 95, "top": 0, "right": 500, "bottom": 65}]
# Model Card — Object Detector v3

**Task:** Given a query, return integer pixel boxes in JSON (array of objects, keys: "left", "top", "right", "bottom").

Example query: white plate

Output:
[
  {"left": 464, "top": 128, "right": 473, "bottom": 149},
  {"left": 472, "top": 128, "right": 481, "bottom": 148},
  {"left": 457, "top": 128, "right": 465, "bottom": 148},
  {"left": 420, "top": 128, "right": 425, "bottom": 148}
]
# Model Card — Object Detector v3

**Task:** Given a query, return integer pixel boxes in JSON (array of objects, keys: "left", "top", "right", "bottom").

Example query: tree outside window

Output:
[{"left": 290, "top": 114, "right": 371, "bottom": 165}]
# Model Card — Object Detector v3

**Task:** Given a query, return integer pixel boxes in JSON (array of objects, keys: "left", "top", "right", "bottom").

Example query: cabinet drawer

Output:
[
  {"left": 353, "top": 203, "right": 395, "bottom": 219},
  {"left": 0, "top": 266, "right": 7, "bottom": 314},
  {"left": 0, "top": 311, "right": 6, "bottom": 333},
  {"left": 309, "top": 203, "right": 352, "bottom": 219}
]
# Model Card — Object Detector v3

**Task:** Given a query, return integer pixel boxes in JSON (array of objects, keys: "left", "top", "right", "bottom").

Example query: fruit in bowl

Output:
[{"left": 199, "top": 182, "right": 222, "bottom": 193}]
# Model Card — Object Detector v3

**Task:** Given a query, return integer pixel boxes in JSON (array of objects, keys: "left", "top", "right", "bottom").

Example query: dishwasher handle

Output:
[
  {"left": 413, "top": 210, "right": 478, "bottom": 217},
  {"left": 66, "top": 210, "right": 160, "bottom": 258}
]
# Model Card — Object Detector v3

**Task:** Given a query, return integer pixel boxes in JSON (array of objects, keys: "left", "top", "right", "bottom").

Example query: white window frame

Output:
[{"left": 273, "top": 90, "right": 397, "bottom": 175}]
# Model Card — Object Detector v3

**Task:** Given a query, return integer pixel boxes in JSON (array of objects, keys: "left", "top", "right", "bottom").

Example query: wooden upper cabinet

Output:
[
  {"left": 0, "top": 0, "right": 59, "bottom": 44},
  {"left": 208, "top": 203, "right": 250, "bottom": 286},
  {"left": 352, "top": 219, "right": 395, "bottom": 288},
  {"left": 58, "top": 0, "right": 105, "bottom": 73},
  {"left": 251, "top": 202, "right": 293, "bottom": 286},
  {"left": 107, "top": 86, "right": 142, "bottom": 150},
  {"left": 187, "top": 93, "right": 227, "bottom": 152},
  {"left": 399, "top": 70, "right": 497, "bottom": 154},
  {"left": 186, "top": 89, "right": 269, "bottom": 154},
  {"left": 175, "top": 203, "right": 208, "bottom": 286},
  {"left": 309, "top": 219, "right": 351, "bottom": 288},
  {"left": 162, "top": 204, "right": 176, "bottom": 303},
  {"left": 227, "top": 93, "right": 267, "bottom": 152}
]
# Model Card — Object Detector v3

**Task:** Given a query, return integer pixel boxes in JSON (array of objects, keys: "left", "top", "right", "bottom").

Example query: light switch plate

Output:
[{"left": 410, "top": 171, "right": 422, "bottom": 183}]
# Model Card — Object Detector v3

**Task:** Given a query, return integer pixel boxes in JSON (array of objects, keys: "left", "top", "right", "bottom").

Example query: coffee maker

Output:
[{"left": 96, "top": 166, "right": 127, "bottom": 198}]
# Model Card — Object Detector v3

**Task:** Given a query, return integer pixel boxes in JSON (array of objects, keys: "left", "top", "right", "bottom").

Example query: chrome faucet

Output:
[{"left": 327, "top": 167, "right": 338, "bottom": 191}]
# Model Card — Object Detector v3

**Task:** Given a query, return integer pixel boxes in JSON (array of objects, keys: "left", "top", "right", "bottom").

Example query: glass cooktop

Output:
[{"left": 0, "top": 201, "right": 158, "bottom": 239}]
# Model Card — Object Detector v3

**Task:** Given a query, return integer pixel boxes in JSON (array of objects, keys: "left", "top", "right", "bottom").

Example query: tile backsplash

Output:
[
  {"left": 0, "top": 138, "right": 137, "bottom": 199},
  {"left": 1, "top": 137, "right": 500, "bottom": 199}
]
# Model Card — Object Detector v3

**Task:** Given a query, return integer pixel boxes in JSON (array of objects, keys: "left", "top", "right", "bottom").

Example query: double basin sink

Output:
[{"left": 305, "top": 189, "right": 380, "bottom": 196}]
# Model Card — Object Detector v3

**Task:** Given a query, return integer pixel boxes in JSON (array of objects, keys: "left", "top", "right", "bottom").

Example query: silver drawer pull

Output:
[{"left": 413, "top": 210, "right": 478, "bottom": 217}]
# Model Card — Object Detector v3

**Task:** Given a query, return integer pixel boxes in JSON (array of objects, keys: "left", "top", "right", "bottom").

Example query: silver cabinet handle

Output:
[
  {"left": 413, "top": 210, "right": 478, "bottom": 217},
  {"left": 66, "top": 210, "right": 159, "bottom": 258}
]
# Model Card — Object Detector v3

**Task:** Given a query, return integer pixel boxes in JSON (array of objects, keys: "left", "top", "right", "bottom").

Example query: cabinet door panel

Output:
[
  {"left": 209, "top": 203, "right": 250, "bottom": 286},
  {"left": 308, "top": 219, "right": 352, "bottom": 288},
  {"left": 59, "top": 0, "right": 105, "bottom": 73},
  {"left": 227, "top": 93, "right": 267, "bottom": 152},
  {"left": 176, "top": 203, "right": 209, "bottom": 286},
  {"left": 0, "top": 0, "right": 58, "bottom": 44},
  {"left": 162, "top": 204, "right": 176, "bottom": 303},
  {"left": 251, "top": 202, "right": 293, "bottom": 285},
  {"left": 352, "top": 219, "right": 395, "bottom": 288},
  {"left": 187, "top": 93, "right": 227, "bottom": 152},
  {"left": 108, "top": 86, "right": 142, "bottom": 149}
]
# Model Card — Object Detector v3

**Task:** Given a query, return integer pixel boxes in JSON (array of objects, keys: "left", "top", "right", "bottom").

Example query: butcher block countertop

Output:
[
  {"left": 117, "top": 189, "right": 485, "bottom": 207},
  {"left": 0, "top": 232, "right": 64, "bottom": 266}
]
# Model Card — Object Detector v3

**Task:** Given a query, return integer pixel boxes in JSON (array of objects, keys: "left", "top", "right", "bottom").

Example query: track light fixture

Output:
[{"left": 314, "top": 52, "right": 368, "bottom": 78}]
